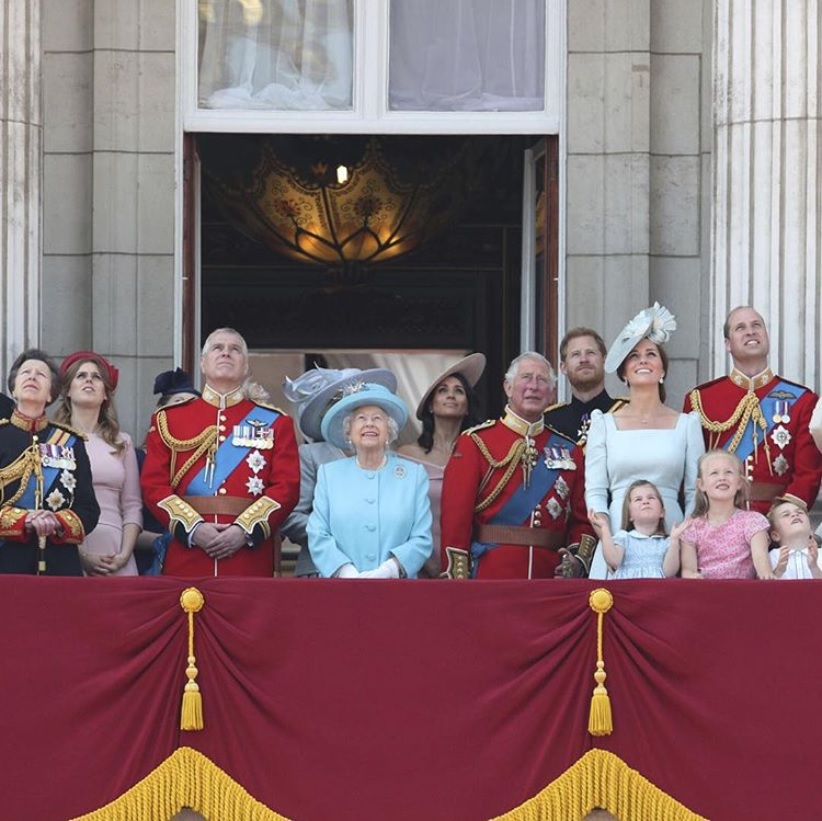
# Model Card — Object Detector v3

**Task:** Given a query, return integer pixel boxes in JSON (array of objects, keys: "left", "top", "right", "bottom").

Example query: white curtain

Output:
[
  {"left": 197, "top": 0, "right": 544, "bottom": 113},
  {"left": 198, "top": 0, "right": 353, "bottom": 110},
  {"left": 388, "top": 0, "right": 545, "bottom": 111}
]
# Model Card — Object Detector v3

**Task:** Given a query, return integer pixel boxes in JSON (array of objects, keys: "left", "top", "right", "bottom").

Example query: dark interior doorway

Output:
[{"left": 190, "top": 133, "right": 554, "bottom": 418}]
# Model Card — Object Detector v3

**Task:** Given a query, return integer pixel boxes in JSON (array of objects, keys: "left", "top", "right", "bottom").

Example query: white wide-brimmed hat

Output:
[
  {"left": 604, "top": 302, "right": 677, "bottom": 374},
  {"left": 283, "top": 366, "right": 397, "bottom": 442},
  {"left": 415, "top": 352, "right": 486, "bottom": 420},
  {"left": 320, "top": 382, "right": 408, "bottom": 450}
]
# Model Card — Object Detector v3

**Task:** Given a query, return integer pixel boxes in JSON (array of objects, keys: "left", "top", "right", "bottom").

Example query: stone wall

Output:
[{"left": 42, "top": 0, "right": 177, "bottom": 439}]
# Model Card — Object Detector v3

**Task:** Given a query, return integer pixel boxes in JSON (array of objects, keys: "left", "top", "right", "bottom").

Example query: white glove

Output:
[
  {"left": 359, "top": 558, "right": 401, "bottom": 579},
  {"left": 335, "top": 563, "right": 361, "bottom": 579}
]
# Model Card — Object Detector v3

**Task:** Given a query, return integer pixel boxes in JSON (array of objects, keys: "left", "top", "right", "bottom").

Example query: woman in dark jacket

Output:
[{"left": 0, "top": 349, "right": 99, "bottom": 575}]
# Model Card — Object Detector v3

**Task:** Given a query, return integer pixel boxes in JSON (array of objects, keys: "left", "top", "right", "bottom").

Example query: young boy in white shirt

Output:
[{"left": 768, "top": 496, "right": 822, "bottom": 580}]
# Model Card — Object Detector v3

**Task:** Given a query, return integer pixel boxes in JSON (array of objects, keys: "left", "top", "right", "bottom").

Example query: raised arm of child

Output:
[
  {"left": 751, "top": 530, "right": 775, "bottom": 580},
  {"left": 663, "top": 519, "right": 687, "bottom": 578},
  {"left": 680, "top": 535, "right": 701, "bottom": 578},
  {"left": 588, "top": 509, "right": 623, "bottom": 573},
  {"left": 771, "top": 545, "right": 790, "bottom": 578}
]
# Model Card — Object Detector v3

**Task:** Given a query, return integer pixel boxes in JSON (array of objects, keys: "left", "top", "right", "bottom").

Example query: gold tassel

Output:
[
  {"left": 587, "top": 588, "right": 614, "bottom": 737},
  {"left": 180, "top": 587, "right": 205, "bottom": 731}
]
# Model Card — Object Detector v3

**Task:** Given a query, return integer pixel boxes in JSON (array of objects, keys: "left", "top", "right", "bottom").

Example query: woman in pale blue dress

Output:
[{"left": 585, "top": 304, "right": 704, "bottom": 579}]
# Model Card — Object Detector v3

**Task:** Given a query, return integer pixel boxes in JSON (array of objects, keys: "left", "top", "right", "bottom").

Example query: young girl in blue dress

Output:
[{"left": 588, "top": 479, "right": 685, "bottom": 578}]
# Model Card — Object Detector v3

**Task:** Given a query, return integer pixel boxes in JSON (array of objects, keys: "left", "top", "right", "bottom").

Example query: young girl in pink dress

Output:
[{"left": 680, "top": 450, "right": 772, "bottom": 579}]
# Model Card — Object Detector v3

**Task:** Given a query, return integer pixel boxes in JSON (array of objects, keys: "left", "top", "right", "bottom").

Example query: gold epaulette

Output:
[
  {"left": 50, "top": 420, "right": 88, "bottom": 441},
  {"left": 252, "top": 401, "right": 289, "bottom": 415},
  {"left": 462, "top": 419, "right": 495, "bottom": 436},
  {"left": 607, "top": 397, "right": 628, "bottom": 413}
]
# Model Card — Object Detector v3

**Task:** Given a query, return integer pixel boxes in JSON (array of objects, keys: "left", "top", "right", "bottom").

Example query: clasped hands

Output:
[
  {"left": 192, "top": 522, "right": 248, "bottom": 560},
  {"left": 24, "top": 510, "right": 63, "bottom": 538},
  {"left": 336, "top": 558, "right": 401, "bottom": 579}
]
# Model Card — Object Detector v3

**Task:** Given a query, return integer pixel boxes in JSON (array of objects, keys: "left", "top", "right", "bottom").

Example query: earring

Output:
[{"left": 659, "top": 377, "right": 665, "bottom": 384}]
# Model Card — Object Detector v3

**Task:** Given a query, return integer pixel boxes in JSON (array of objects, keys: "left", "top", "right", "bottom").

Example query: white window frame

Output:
[{"left": 180, "top": 0, "right": 563, "bottom": 135}]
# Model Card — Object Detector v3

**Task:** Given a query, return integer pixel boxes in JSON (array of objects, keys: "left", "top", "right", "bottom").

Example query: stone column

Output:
[
  {"left": 712, "top": 1, "right": 821, "bottom": 385},
  {"left": 0, "top": 0, "right": 41, "bottom": 372}
]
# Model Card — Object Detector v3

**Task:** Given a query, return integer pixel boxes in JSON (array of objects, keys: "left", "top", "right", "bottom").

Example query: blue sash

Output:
[
  {"left": 18, "top": 427, "right": 76, "bottom": 509},
  {"left": 186, "top": 406, "right": 279, "bottom": 495},
  {"left": 471, "top": 431, "right": 575, "bottom": 569},
  {"left": 730, "top": 380, "right": 807, "bottom": 462}
]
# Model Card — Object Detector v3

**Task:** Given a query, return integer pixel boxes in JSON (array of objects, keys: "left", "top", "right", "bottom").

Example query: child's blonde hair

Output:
[
  {"left": 620, "top": 479, "right": 667, "bottom": 534},
  {"left": 692, "top": 449, "right": 749, "bottom": 517}
]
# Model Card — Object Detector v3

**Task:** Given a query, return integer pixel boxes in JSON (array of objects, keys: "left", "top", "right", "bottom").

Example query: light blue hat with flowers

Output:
[
  {"left": 283, "top": 366, "right": 397, "bottom": 442},
  {"left": 320, "top": 382, "right": 408, "bottom": 450},
  {"left": 604, "top": 302, "right": 677, "bottom": 373}
]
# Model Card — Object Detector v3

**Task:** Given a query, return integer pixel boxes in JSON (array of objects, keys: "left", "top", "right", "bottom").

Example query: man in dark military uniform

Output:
[
  {"left": 545, "top": 327, "right": 623, "bottom": 445},
  {"left": 142, "top": 328, "right": 300, "bottom": 577},
  {"left": 684, "top": 306, "right": 822, "bottom": 514},
  {"left": 440, "top": 352, "right": 595, "bottom": 579}
]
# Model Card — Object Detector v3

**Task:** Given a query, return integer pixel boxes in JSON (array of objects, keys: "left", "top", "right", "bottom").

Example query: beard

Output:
[{"left": 567, "top": 369, "right": 603, "bottom": 394}]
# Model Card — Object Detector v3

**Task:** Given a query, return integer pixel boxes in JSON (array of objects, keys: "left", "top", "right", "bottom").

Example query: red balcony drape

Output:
[{"left": 0, "top": 576, "right": 818, "bottom": 821}]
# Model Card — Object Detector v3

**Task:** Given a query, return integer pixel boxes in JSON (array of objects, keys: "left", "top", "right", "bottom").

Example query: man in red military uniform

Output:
[
  {"left": 440, "top": 352, "right": 595, "bottom": 579},
  {"left": 141, "top": 328, "right": 300, "bottom": 576},
  {"left": 684, "top": 306, "right": 822, "bottom": 514}
]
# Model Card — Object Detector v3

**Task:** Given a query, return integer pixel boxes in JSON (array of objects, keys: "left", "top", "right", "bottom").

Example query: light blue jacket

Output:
[{"left": 307, "top": 453, "right": 433, "bottom": 578}]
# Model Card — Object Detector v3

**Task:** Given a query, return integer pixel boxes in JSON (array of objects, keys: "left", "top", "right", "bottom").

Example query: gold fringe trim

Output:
[
  {"left": 180, "top": 588, "right": 205, "bottom": 731},
  {"left": 70, "top": 746, "right": 293, "bottom": 821},
  {"left": 489, "top": 749, "right": 707, "bottom": 821},
  {"left": 587, "top": 589, "right": 613, "bottom": 737}
]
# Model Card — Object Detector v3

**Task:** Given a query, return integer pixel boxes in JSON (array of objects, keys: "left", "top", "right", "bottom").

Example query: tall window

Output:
[
  {"left": 198, "top": 0, "right": 354, "bottom": 110},
  {"left": 388, "top": 0, "right": 545, "bottom": 112},
  {"left": 188, "top": 0, "right": 559, "bottom": 129}
]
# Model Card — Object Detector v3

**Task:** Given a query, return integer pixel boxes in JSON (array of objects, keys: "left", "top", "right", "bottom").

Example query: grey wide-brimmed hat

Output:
[
  {"left": 604, "top": 302, "right": 677, "bottom": 373},
  {"left": 415, "top": 352, "right": 486, "bottom": 420},
  {"left": 320, "top": 382, "right": 408, "bottom": 450},
  {"left": 283, "top": 366, "right": 397, "bottom": 442}
]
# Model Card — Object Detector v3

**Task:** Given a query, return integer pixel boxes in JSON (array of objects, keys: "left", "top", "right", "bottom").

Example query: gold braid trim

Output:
[
  {"left": 70, "top": 746, "right": 293, "bottom": 821},
  {"left": 471, "top": 434, "right": 526, "bottom": 513},
  {"left": 490, "top": 749, "right": 706, "bottom": 821},
  {"left": 0, "top": 443, "right": 40, "bottom": 507},
  {"left": 156, "top": 410, "right": 219, "bottom": 489},
  {"left": 688, "top": 388, "right": 770, "bottom": 461}
]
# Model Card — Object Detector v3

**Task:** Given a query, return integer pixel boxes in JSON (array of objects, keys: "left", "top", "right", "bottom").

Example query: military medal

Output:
[
  {"left": 773, "top": 400, "right": 791, "bottom": 424},
  {"left": 246, "top": 449, "right": 265, "bottom": 474},
  {"left": 40, "top": 444, "right": 76, "bottom": 470},
  {"left": 773, "top": 454, "right": 789, "bottom": 476},
  {"left": 770, "top": 425, "right": 791, "bottom": 449}
]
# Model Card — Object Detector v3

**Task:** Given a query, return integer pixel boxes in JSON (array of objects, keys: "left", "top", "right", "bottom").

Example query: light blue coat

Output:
[{"left": 307, "top": 453, "right": 433, "bottom": 578}]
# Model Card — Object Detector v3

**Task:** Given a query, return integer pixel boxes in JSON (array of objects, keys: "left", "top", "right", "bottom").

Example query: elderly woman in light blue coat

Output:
[{"left": 307, "top": 382, "right": 433, "bottom": 579}]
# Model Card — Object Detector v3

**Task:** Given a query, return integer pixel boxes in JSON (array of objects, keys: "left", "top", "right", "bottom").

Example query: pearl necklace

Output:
[{"left": 356, "top": 454, "right": 387, "bottom": 471}]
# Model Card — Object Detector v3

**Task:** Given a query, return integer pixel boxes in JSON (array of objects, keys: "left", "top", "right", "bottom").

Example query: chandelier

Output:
[{"left": 198, "top": 134, "right": 479, "bottom": 273}]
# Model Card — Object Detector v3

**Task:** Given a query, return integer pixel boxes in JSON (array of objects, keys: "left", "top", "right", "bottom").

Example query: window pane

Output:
[
  {"left": 198, "top": 0, "right": 354, "bottom": 110},
  {"left": 388, "top": 0, "right": 545, "bottom": 112}
]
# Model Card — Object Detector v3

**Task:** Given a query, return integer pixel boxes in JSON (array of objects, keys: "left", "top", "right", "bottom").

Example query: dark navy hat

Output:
[{"left": 153, "top": 368, "right": 200, "bottom": 398}]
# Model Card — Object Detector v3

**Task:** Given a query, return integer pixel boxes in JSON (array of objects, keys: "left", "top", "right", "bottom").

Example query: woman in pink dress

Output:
[
  {"left": 53, "top": 351, "right": 142, "bottom": 576},
  {"left": 398, "top": 353, "right": 485, "bottom": 577}
]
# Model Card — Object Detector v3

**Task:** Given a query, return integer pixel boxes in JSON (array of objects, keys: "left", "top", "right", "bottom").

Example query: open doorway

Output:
[{"left": 185, "top": 133, "right": 558, "bottom": 413}]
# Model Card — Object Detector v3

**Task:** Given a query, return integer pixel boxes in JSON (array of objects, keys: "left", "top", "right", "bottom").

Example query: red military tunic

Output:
[
  {"left": 684, "top": 368, "right": 822, "bottom": 514},
  {"left": 141, "top": 385, "right": 300, "bottom": 576},
  {"left": 440, "top": 408, "right": 592, "bottom": 579}
]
